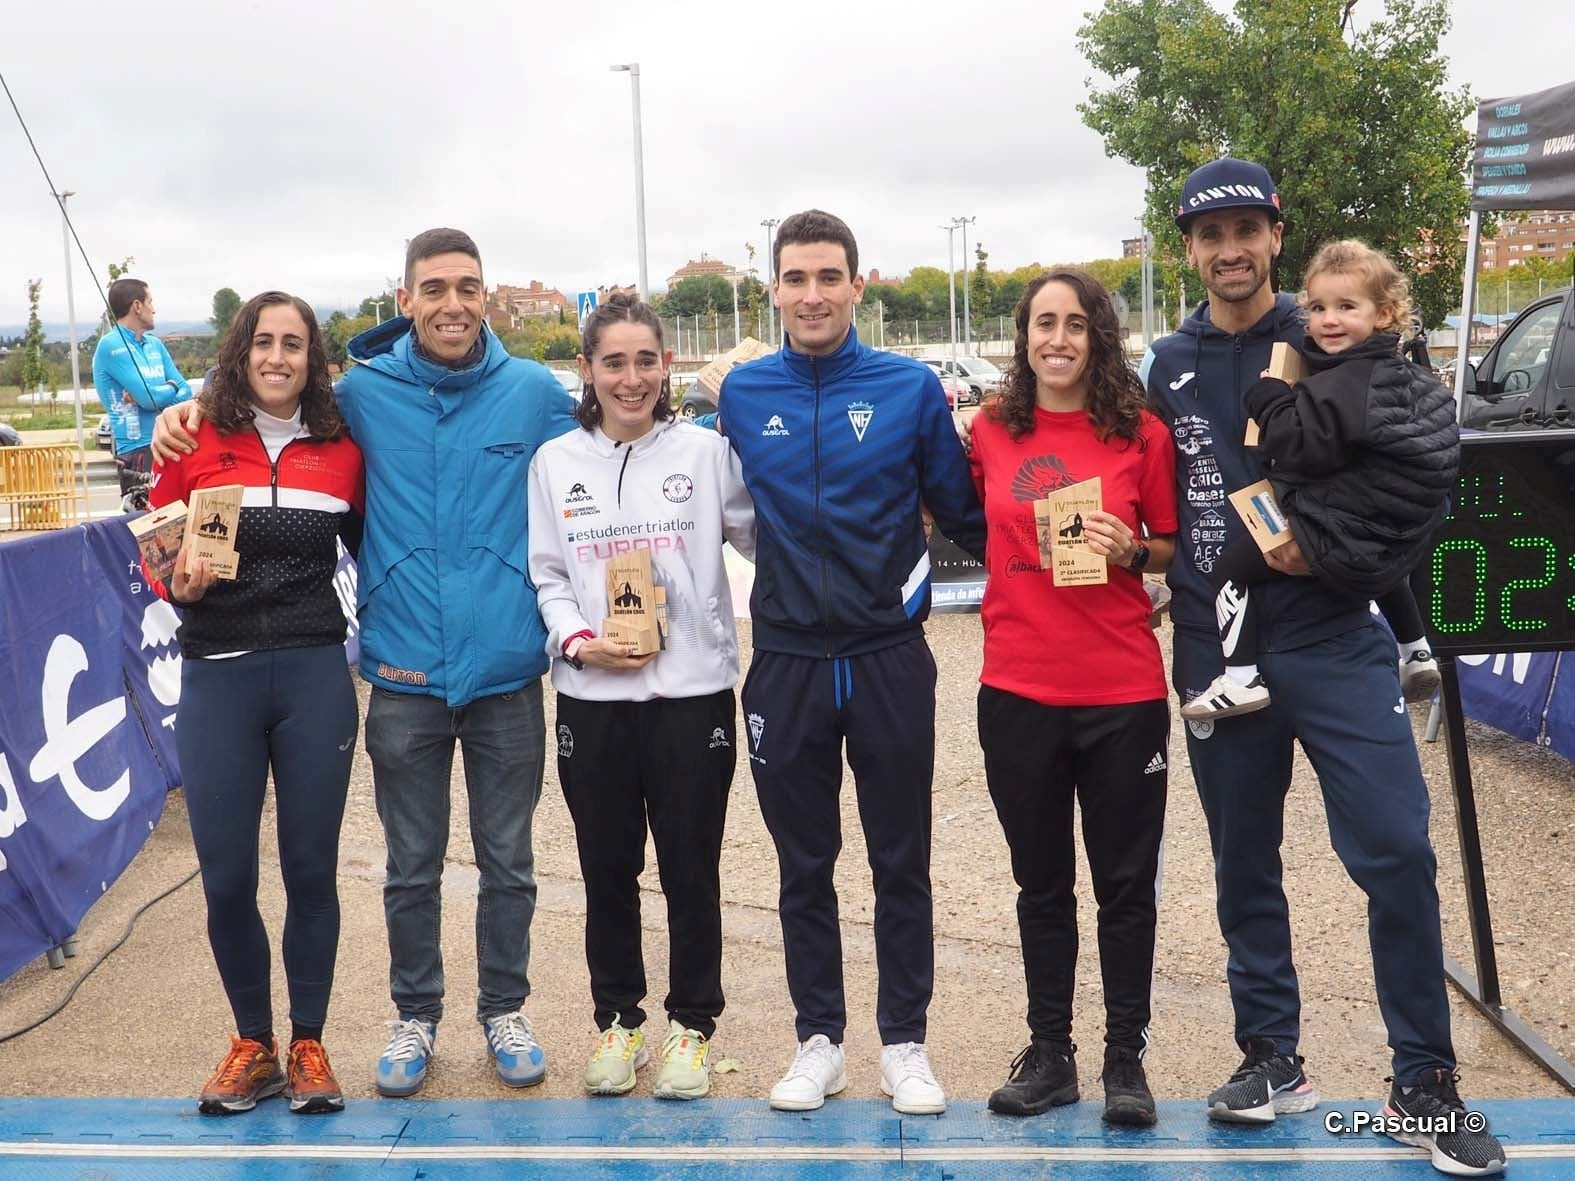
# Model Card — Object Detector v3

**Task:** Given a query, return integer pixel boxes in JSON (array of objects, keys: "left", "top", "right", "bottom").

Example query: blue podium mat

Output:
[{"left": 2, "top": 1097, "right": 1572, "bottom": 1179}]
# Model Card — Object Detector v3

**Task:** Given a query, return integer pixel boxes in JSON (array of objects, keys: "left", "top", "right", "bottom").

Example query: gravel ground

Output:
[{"left": 2, "top": 612, "right": 1571, "bottom": 1108}]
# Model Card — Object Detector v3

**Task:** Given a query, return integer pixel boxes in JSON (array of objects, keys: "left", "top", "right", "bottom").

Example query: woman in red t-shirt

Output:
[{"left": 968, "top": 268, "right": 1177, "bottom": 1127}]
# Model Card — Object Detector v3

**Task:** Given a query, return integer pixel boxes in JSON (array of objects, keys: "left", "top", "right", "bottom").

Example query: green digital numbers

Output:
[
  {"left": 1502, "top": 537, "right": 1557, "bottom": 632},
  {"left": 1433, "top": 540, "right": 1487, "bottom": 633}
]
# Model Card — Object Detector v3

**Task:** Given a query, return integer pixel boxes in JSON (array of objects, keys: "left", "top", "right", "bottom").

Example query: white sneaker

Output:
[
  {"left": 1181, "top": 672, "right": 1271, "bottom": 721},
  {"left": 1399, "top": 651, "right": 1441, "bottom": 703},
  {"left": 880, "top": 1041, "right": 946, "bottom": 1115},
  {"left": 768, "top": 1034, "right": 846, "bottom": 1111}
]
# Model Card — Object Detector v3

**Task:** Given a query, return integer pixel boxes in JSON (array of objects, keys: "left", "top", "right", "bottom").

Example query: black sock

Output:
[
  {"left": 240, "top": 1028, "right": 274, "bottom": 1051},
  {"left": 292, "top": 1023, "right": 323, "bottom": 1045}
]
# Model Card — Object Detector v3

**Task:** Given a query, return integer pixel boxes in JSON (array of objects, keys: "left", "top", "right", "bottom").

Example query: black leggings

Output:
[
  {"left": 555, "top": 689, "right": 735, "bottom": 1038},
  {"left": 178, "top": 644, "right": 358, "bottom": 1039},
  {"left": 978, "top": 688, "right": 1169, "bottom": 1051},
  {"left": 1213, "top": 534, "right": 1424, "bottom": 668}
]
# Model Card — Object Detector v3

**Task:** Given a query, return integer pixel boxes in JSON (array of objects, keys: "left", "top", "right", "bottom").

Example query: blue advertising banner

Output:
[
  {"left": 0, "top": 525, "right": 172, "bottom": 981},
  {"left": 1543, "top": 656, "right": 1575, "bottom": 763},
  {"left": 0, "top": 517, "right": 361, "bottom": 981},
  {"left": 1456, "top": 651, "right": 1560, "bottom": 744}
]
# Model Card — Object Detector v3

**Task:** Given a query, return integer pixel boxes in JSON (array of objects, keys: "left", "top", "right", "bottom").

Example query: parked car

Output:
[
  {"left": 919, "top": 355, "right": 1003, "bottom": 400},
  {"left": 935, "top": 371, "right": 974, "bottom": 410},
  {"left": 96, "top": 414, "right": 114, "bottom": 450},
  {"left": 1457, "top": 286, "right": 1574, "bottom": 431},
  {"left": 0, "top": 422, "right": 20, "bottom": 447},
  {"left": 677, "top": 383, "right": 716, "bottom": 420}
]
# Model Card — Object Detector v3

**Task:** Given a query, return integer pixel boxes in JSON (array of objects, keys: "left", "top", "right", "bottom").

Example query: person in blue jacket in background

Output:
[
  {"left": 717, "top": 209, "right": 986, "bottom": 1118},
  {"left": 92, "top": 277, "right": 191, "bottom": 503},
  {"left": 1141, "top": 158, "right": 1504, "bottom": 1178},
  {"left": 151, "top": 228, "right": 577, "bottom": 1100}
]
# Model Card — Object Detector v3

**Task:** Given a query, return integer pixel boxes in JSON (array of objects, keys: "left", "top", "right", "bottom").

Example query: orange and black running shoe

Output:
[
  {"left": 287, "top": 1037, "right": 346, "bottom": 1114},
  {"left": 198, "top": 1035, "right": 286, "bottom": 1115}
]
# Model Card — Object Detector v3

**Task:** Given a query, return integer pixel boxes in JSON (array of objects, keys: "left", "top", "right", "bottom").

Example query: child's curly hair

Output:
[{"left": 1299, "top": 239, "right": 1414, "bottom": 335}]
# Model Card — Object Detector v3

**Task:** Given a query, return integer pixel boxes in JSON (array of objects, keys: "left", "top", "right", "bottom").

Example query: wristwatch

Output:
[
  {"left": 1127, "top": 542, "right": 1151, "bottom": 573},
  {"left": 562, "top": 631, "right": 593, "bottom": 670}
]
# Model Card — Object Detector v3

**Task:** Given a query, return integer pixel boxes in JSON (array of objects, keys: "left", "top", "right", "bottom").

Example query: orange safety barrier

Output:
[{"left": 0, "top": 443, "right": 87, "bottom": 532}]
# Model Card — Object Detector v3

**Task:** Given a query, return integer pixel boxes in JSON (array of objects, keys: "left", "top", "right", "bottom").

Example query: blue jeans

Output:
[{"left": 365, "top": 681, "right": 546, "bottom": 1024}]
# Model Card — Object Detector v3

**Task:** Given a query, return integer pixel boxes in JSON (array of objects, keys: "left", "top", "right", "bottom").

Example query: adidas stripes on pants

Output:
[
  {"left": 554, "top": 689, "right": 735, "bottom": 1039},
  {"left": 977, "top": 686, "right": 1169, "bottom": 1053}
]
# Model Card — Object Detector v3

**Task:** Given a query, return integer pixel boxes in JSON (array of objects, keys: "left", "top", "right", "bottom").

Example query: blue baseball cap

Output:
[{"left": 1175, "top": 157, "right": 1282, "bottom": 230}]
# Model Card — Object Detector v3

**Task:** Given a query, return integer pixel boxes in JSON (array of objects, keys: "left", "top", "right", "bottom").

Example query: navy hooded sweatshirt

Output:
[{"left": 1140, "top": 293, "right": 1371, "bottom": 651}]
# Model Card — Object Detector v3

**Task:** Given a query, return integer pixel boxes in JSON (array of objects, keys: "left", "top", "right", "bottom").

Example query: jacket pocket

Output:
[{"left": 465, "top": 440, "right": 529, "bottom": 565}]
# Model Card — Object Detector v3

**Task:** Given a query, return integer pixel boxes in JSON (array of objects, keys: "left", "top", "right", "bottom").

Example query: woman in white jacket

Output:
[{"left": 527, "top": 292, "right": 755, "bottom": 1101}]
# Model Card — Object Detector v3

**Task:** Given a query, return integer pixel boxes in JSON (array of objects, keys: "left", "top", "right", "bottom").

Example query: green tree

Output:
[
  {"left": 21, "top": 279, "right": 47, "bottom": 395},
  {"left": 1077, "top": 0, "right": 1473, "bottom": 327},
  {"left": 359, "top": 293, "right": 398, "bottom": 322},
  {"left": 663, "top": 275, "right": 733, "bottom": 318},
  {"left": 328, "top": 314, "right": 375, "bottom": 364},
  {"left": 969, "top": 245, "right": 997, "bottom": 331},
  {"left": 94, "top": 257, "right": 136, "bottom": 336},
  {"left": 210, "top": 287, "right": 243, "bottom": 343}
]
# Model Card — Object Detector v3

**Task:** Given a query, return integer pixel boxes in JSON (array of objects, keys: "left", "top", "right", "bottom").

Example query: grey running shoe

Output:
[
  {"left": 1206, "top": 1036, "right": 1319, "bottom": 1123},
  {"left": 1382, "top": 1068, "right": 1506, "bottom": 1176}
]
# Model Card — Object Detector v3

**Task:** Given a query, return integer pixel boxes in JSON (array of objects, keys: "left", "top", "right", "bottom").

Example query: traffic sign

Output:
[{"left": 577, "top": 291, "right": 599, "bottom": 326}]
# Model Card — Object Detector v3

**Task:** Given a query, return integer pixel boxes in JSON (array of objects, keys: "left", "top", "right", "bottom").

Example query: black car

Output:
[
  {"left": 1457, "top": 286, "right": 1574, "bottom": 431},
  {"left": 0, "top": 422, "right": 21, "bottom": 446}
]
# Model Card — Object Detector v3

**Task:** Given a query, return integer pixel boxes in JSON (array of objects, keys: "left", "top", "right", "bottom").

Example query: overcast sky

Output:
[{"left": 1, "top": 0, "right": 1570, "bottom": 326}]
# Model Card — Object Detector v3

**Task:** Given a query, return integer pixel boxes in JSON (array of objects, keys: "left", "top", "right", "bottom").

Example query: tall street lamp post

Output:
[
  {"left": 610, "top": 64, "right": 649, "bottom": 300},
  {"left": 56, "top": 188, "right": 84, "bottom": 450},
  {"left": 760, "top": 217, "right": 779, "bottom": 345}
]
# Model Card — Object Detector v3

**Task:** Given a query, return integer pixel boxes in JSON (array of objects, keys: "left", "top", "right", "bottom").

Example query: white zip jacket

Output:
[{"left": 527, "top": 417, "right": 756, "bottom": 702}]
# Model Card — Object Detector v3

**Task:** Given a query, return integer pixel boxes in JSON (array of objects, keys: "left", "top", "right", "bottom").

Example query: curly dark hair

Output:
[
  {"left": 575, "top": 292, "right": 674, "bottom": 431},
  {"left": 200, "top": 291, "right": 344, "bottom": 439},
  {"left": 987, "top": 268, "right": 1150, "bottom": 447}
]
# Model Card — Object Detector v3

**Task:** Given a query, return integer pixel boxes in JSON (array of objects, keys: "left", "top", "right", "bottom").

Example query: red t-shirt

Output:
[{"left": 969, "top": 406, "right": 1177, "bottom": 705}]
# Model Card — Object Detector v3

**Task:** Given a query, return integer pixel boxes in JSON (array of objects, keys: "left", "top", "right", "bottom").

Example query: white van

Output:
[{"left": 919, "top": 355, "right": 1003, "bottom": 400}]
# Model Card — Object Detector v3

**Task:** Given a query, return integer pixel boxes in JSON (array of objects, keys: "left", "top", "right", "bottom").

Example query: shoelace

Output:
[
  {"left": 788, "top": 1038, "right": 838, "bottom": 1080},
  {"left": 383, "top": 1019, "right": 434, "bottom": 1063},
  {"left": 1009, "top": 1041, "right": 1073, "bottom": 1081},
  {"left": 664, "top": 1027, "right": 706, "bottom": 1068},
  {"left": 594, "top": 1024, "right": 639, "bottom": 1062},
  {"left": 885, "top": 1042, "right": 935, "bottom": 1083},
  {"left": 1105, "top": 1051, "right": 1145, "bottom": 1090},
  {"left": 210, "top": 1036, "right": 272, "bottom": 1089},
  {"left": 290, "top": 1040, "right": 335, "bottom": 1088},
  {"left": 488, "top": 1011, "right": 538, "bottom": 1053}
]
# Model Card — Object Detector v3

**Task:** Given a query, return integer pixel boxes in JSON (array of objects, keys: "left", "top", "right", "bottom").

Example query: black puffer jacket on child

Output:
[{"left": 1245, "top": 332, "right": 1458, "bottom": 598}]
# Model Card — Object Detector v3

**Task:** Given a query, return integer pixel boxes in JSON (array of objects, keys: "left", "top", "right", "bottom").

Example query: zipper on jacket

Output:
[
  {"left": 811, "top": 356, "right": 831, "bottom": 655},
  {"left": 614, "top": 440, "right": 633, "bottom": 507},
  {"left": 263, "top": 436, "right": 301, "bottom": 650}
]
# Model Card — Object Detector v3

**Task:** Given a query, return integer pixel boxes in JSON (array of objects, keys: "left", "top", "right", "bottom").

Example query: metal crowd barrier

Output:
[{"left": 0, "top": 443, "right": 86, "bottom": 531}]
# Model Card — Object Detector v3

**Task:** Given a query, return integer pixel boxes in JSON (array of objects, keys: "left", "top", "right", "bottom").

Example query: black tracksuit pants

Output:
[
  {"left": 742, "top": 638, "right": 938, "bottom": 1046},
  {"left": 977, "top": 686, "right": 1169, "bottom": 1053},
  {"left": 555, "top": 689, "right": 735, "bottom": 1038}
]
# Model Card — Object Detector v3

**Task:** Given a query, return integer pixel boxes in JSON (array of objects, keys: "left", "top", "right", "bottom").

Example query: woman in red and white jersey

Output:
[
  {"left": 967, "top": 269, "right": 1177, "bottom": 1127},
  {"left": 147, "top": 291, "right": 363, "bottom": 1117}
]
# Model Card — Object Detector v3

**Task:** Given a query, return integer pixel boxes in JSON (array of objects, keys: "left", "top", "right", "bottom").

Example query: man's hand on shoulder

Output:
[{"left": 151, "top": 400, "right": 206, "bottom": 462}]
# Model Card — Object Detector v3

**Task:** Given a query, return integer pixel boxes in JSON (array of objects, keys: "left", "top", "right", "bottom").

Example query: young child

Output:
[{"left": 1182, "top": 240, "right": 1458, "bottom": 722}]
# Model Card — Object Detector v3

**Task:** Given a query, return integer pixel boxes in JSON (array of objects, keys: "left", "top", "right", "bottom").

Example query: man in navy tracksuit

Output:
[
  {"left": 719, "top": 210, "right": 986, "bottom": 1116},
  {"left": 1142, "top": 159, "right": 1504, "bottom": 1177}
]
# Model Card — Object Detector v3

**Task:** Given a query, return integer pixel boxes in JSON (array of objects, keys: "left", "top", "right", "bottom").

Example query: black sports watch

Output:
[{"left": 1127, "top": 542, "right": 1151, "bottom": 573}]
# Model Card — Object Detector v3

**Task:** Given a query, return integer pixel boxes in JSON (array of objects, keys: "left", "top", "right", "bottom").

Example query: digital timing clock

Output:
[{"left": 1414, "top": 432, "right": 1575, "bottom": 655}]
